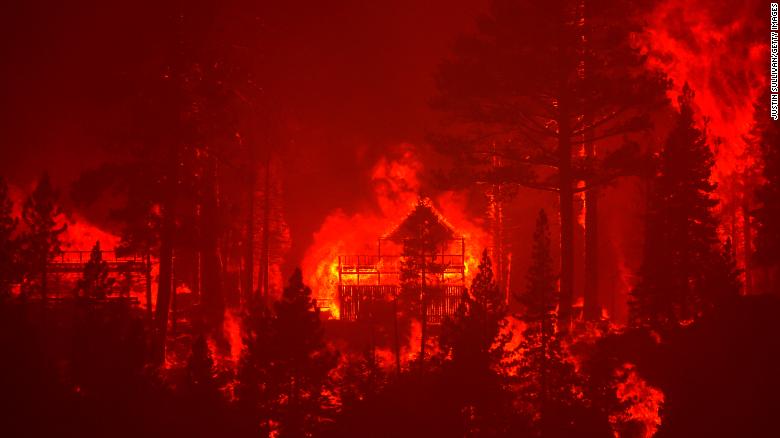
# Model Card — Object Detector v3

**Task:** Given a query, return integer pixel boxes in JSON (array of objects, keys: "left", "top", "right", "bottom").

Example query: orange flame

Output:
[{"left": 301, "top": 144, "right": 489, "bottom": 318}]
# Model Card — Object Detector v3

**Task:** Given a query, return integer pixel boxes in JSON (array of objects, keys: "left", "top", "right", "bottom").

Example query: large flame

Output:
[
  {"left": 639, "top": 0, "right": 766, "bottom": 291},
  {"left": 300, "top": 144, "right": 489, "bottom": 318},
  {"left": 640, "top": 0, "right": 765, "bottom": 178},
  {"left": 611, "top": 363, "right": 665, "bottom": 438}
]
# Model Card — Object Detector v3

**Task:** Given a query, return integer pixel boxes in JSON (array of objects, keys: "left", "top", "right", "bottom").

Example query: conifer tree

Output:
[
  {"left": 439, "top": 250, "right": 513, "bottom": 435},
  {"left": 0, "top": 178, "right": 18, "bottom": 298},
  {"left": 236, "top": 299, "right": 275, "bottom": 436},
  {"left": 396, "top": 201, "right": 453, "bottom": 364},
  {"left": 20, "top": 173, "right": 66, "bottom": 300},
  {"left": 630, "top": 84, "right": 729, "bottom": 329},
  {"left": 75, "top": 241, "right": 115, "bottom": 300},
  {"left": 516, "top": 210, "right": 590, "bottom": 437},
  {"left": 238, "top": 270, "right": 338, "bottom": 438},
  {"left": 271, "top": 268, "right": 338, "bottom": 438},
  {"left": 441, "top": 250, "right": 508, "bottom": 372},
  {"left": 434, "top": 0, "right": 664, "bottom": 328}
]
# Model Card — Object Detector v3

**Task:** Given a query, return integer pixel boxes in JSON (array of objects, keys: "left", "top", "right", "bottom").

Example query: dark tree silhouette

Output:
[
  {"left": 270, "top": 269, "right": 338, "bottom": 438},
  {"left": 630, "top": 85, "right": 739, "bottom": 330},
  {"left": 238, "top": 270, "right": 338, "bottom": 438},
  {"left": 75, "top": 241, "right": 116, "bottom": 300},
  {"left": 0, "top": 178, "right": 18, "bottom": 298},
  {"left": 335, "top": 348, "right": 386, "bottom": 413},
  {"left": 434, "top": 0, "right": 664, "bottom": 328},
  {"left": 20, "top": 173, "right": 67, "bottom": 301},
  {"left": 515, "top": 209, "right": 608, "bottom": 437},
  {"left": 179, "top": 334, "right": 232, "bottom": 436},
  {"left": 236, "top": 299, "right": 275, "bottom": 436},
  {"left": 439, "top": 250, "right": 514, "bottom": 435},
  {"left": 394, "top": 200, "right": 454, "bottom": 365}
]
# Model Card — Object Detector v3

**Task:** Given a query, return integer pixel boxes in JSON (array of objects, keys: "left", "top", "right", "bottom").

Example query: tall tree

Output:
[
  {"left": 394, "top": 200, "right": 454, "bottom": 364},
  {"left": 433, "top": 0, "right": 663, "bottom": 328},
  {"left": 238, "top": 270, "right": 338, "bottom": 438},
  {"left": 236, "top": 299, "right": 275, "bottom": 436},
  {"left": 270, "top": 269, "right": 338, "bottom": 438},
  {"left": 630, "top": 84, "right": 738, "bottom": 329},
  {"left": 516, "top": 209, "right": 603, "bottom": 437},
  {"left": 0, "top": 178, "right": 18, "bottom": 298},
  {"left": 439, "top": 250, "right": 513, "bottom": 435},
  {"left": 20, "top": 173, "right": 67, "bottom": 301}
]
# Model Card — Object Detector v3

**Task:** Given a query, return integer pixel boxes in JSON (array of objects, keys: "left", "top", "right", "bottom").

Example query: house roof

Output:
[{"left": 386, "top": 198, "right": 456, "bottom": 244}]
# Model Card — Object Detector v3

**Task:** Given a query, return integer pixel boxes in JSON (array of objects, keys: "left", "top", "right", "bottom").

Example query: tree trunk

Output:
[
  {"left": 243, "top": 164, "right": 256, "bottom": 305},
  {"left": 558, "top": 102, "right": 575, "bottom": 331},
  {"left": 154, "top": 205, "right": 174, "bottom": 364},
  {"left": 201, "top": 157, "right": 225, "bottom": 340},
  {"left": 583, "top": 113, "right": 600, "bottom": 321},
  {"left": 258, "top": 157, "right": 271, "bottom": 301}
]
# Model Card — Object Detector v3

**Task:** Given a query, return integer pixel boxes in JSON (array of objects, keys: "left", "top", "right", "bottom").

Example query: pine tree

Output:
[
  {"left": 20, "top": 173, "right": 66, "bottom": 300},
  {"left": 441, "top": 250, "right": 508, "bottom": 372},
  {"left": 516, "top": 210, "right": 594, "bottom": 437},
  {"left": 439, "top": 250, "right": 513, "bottom": 435},
  {"left": 238, "top": 270, "right": 338, "bottom": 438},
  {"left": 75, "top": 241, "right": 115, "bottom": 300},
  {"left": 630, "top": 84, "right": 730, "bottom": 329},
  {"left": 395, "top": 201, "right": 454, "bottom": 364},
  {"left": 433, "top": 0, "right": 665, "bottom": 329},
  {"left": 236, "top": 299, "right": 275, "bottom": 436},
  {"left": 0, "top": 178, "right": 18, "bottom": 298},
  {"left": 271, "top": 269, "right": 338, "bottom": 438}
]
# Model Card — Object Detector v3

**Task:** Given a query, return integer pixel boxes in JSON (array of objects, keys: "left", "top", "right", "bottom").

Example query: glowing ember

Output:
[{"left": 611, "top": 363, "right": 665, "bottom": 438}]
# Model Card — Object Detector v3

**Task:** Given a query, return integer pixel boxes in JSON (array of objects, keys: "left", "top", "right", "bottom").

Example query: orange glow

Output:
[
  {"left": 611, "top": 363, "right": 665, "bottom": 438},
  {"left": 301, "top": 144, "right": 489, "bottom": 318},
  {"left": 640, "top": 0, "right": 764, "bottom": 180}
]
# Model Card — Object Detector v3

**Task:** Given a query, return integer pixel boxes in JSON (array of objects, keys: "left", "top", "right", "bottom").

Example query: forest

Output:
[{"left": 1, "top": 0, "right": 779, "bottom": 437}]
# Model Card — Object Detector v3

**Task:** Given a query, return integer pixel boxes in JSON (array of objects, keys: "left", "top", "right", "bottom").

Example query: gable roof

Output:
[{"left": 386, "top": 198, "right": 456, "bottom": 244}]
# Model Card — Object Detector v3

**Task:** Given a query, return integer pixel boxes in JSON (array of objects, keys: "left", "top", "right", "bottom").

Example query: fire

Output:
[
  {"left": 641, "top": 0, "right": 765, "bottom": 179},
  {"left": 639, "top": 0, "right": 766, "bottom": 291},
  {"left": 62, "top": 216, "right": 121, "bottom": 251},
  {"left": 611, "top": 363, "right": 665, "bottom": 438},
  {"left": 301, "top": 144, "right": 489, "bottom": 318}
]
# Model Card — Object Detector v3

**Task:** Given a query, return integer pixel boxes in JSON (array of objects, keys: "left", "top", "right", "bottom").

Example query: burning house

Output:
[
  {"left": 337, "top": 200, "right": 467, "bottom": 324},
  {"left": 44, "top": 248, "right": 151, "bottom": 304}
]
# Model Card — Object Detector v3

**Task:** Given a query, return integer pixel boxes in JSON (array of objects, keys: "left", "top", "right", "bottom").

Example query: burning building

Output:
[{"left": 336, "top": 199, "right": 468, "bottom": 324}]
